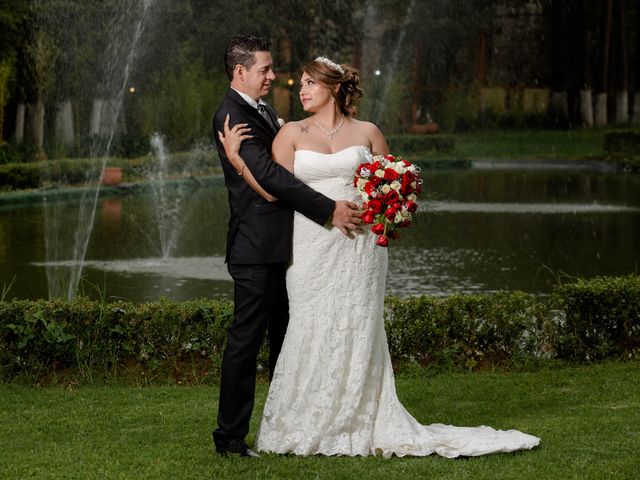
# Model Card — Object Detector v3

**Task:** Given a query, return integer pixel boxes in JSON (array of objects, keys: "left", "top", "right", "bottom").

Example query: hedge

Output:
[
  {"left": 0, "top": 135, "right": 462, "bottom": 192},
  {"left": 1, "top": 275, "right": 638, "bottom": 384},
  {"left": 603, "top": 129, "right": 640, "bottom": 172},
  {"left": 0, "top": 149, "right": 221, "bottom": 192},
  {"left": 386, "top": 134, "right": 455, "bottom": 156}
]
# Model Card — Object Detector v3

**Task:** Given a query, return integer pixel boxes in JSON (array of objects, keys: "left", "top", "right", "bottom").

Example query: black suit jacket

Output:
[{"left": 213, "top": 88, "right": 335, "bottom": 264}]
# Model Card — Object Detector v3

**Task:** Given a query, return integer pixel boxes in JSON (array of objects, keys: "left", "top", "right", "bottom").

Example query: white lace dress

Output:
[{"left": 255, "top": 145, "right": 540, "bottom": 458}]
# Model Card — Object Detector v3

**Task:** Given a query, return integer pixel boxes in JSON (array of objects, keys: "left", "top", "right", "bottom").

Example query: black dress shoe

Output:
[{"left": 213, "top": 433, "right": 260, "bottom": 458}]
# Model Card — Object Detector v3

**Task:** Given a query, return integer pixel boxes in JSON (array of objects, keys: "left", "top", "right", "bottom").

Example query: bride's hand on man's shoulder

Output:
[{"left": 218, "top": 113, "right": 252, "bottom": 162}]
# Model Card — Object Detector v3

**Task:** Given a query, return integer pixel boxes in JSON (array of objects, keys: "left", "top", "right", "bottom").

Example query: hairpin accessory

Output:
[{"left": 315, "top": 56, "right": 345, "bottom": 74}]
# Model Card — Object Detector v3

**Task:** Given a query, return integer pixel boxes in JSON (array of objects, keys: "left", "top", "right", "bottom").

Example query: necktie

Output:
[{"left": 257, "top": 104, "right": 277, "bottom": 133}]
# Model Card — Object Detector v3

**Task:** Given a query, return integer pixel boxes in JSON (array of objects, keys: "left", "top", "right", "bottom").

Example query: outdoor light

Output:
[
  {"left": 374, "top": 69, "right": 381, "bottom": 76},
  {"left": 128, "top": 86, "right": 136, "bottom": 93},
  {"left": 287, "top": 78, "right": 294, "bottom": 86}
]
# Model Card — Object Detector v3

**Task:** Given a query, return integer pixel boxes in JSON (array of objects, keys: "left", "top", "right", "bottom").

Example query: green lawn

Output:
[
  {"left": 453, "top": 129, "right": 607, "bottom": 160},
  {"left": 1, "top": 361, "right": 638, "bottom": 479}
]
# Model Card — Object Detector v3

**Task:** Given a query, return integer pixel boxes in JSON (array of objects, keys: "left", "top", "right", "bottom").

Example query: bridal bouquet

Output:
[{"left": 354, "top": 154, "right": 422, "bottom": 247}]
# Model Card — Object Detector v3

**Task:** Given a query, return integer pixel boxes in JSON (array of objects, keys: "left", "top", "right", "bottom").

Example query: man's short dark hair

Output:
[{"left": 224, "top": 35, "right": 269, "bottom": 81}]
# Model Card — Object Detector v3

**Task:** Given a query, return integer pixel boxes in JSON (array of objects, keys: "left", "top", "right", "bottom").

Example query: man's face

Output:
[{"left": 236, "top": 51, "right": 276, "bottom": 100}]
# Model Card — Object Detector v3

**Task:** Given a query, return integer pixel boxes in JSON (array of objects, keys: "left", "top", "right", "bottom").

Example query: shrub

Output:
[
  {"left": 553, "top": 275, "right": 640, "bottom": 361},
  {"left": 384, "top": 292, "right": 552, "bottom": 371},
  {"left": 604, "top": 130, "right": 640, "bottom": 155},
  {"left": 386, "top": 135, "right": 455, "bottom": 156},
  {"left": 0, "top": 298, "right": 234, "bottom": 383},
  {"left": 1, "top": 275, "right": 638, "bottom": 383}
]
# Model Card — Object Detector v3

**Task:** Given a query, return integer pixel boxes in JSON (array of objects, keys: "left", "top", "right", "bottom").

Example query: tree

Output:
[
  {"left": 595, "top": 0, "right": 613, "bottom": 126},
  {"left": 634, "top": 0, "right": 640, "bottom": 124},
  {"left": 612, "top": 0, "right": 628, "bottom": 123}
]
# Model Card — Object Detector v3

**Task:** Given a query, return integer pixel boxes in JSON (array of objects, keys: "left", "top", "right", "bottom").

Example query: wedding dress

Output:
[{"left": 255, "top": 145, "right": 540, "bottom": 458}]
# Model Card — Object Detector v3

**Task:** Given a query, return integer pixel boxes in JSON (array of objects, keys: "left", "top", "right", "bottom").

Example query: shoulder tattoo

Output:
[{"left": 300, "top": 125, "right": 309, "bottom": 133}]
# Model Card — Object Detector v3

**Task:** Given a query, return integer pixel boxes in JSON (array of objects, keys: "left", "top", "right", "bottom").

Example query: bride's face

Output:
[{"left": 299, "top": 72, "right": 333, "bottom": 113}]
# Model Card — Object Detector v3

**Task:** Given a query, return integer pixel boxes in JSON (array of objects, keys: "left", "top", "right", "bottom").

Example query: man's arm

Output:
[{"left": 217, "top": 115, "right": 361, "bottom": 233}]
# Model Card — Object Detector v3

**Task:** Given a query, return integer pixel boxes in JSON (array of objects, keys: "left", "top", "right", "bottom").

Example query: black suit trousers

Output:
[{"left": 213, "top": 262, "right": 289, "bottom": 443}]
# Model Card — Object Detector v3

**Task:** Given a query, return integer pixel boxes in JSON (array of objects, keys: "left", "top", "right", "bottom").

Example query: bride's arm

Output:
[
  {"left": 270, "top": 124, "right": 296, "bottom": 172},
  {"left": 217, "top": 114, "right": 277, "bottom": 202},
  {"left": 367, "top": 121, "right": 389, "bottom": 156}
]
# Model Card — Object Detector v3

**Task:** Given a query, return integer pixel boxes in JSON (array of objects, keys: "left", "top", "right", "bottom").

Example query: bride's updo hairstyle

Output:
[{"left": 303, "top": 56, "right": 363, "bottom": 117}]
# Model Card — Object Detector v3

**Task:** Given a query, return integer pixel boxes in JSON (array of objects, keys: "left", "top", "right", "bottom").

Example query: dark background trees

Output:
[{"left": 0, "top": 0, "right": 639, "bottom": 160}]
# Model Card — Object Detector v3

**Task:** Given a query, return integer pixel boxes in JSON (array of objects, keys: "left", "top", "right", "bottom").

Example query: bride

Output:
[{"left": 218, "top": 56, "right": 540, "bottom": 458}]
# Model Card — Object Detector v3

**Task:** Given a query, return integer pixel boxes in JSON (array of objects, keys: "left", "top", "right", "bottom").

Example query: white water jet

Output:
[
  {"left": 149, "top": 133, "right": 184, "bottom": 261},
  {"left": 370, "top": 0, "right": 416, "bottom": 124},
  {"left": 44, "top": 0, "right": 156, "bottom": 300}
]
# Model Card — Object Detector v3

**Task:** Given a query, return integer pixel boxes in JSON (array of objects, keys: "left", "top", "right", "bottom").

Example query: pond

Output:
[{"left": 1, "top": 161, "right": 639, "bottom": 302}]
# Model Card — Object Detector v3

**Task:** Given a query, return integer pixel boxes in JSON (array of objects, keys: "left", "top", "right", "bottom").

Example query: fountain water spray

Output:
[
  {"left": 366, "top": 0, "right": 416, "bottom": 125},
  {"left": 149, "top": 133, "right": 184, "bottom": 261},
  {"left": 44, "top": 0, "right": 156, "bottom": 300}
]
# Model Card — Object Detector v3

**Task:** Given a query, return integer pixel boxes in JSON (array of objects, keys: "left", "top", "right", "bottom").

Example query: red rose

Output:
[
  {"left": 383, "top": 168, "right": 399, "bottom": 181},
  {"left": 376, "top": 235, "right": 389, "bottom": 247},
  {"left": 369, "top": 175, "right": 382, "bottom": 187},
  {"left": 364, "top": 181, "right": 376, "bottom": 195},
  {"left": 406, "top": 200, "right": 418, "bottom": 213},
  {"left": 371, "top": 223, "right": 385, "bottom": 235},
  {"left": 401, "top": 172, "right": 415, "bottom": 194},
  {"left": 368, "top": 198, "right": 384, "bottom": 213},
  {"left": 361, "top": 210, "right": 376, "bottom": 224},
  {"left": 385, "top": 191, "right": 399, "bottom": 204},
  {"left": 385, "top": 206, "right": 396, "bottom": 222}
]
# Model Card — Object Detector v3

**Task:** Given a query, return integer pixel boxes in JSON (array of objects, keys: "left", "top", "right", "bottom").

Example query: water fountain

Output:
[
  {"left": 42, "top": 0, "right": 156, "bottom": 300},
  {"left": 149, "top": 133, "right": 183, "bottom": 261},
  {"left": 362, "top": 0, "right": 417, "bottom": 126}
]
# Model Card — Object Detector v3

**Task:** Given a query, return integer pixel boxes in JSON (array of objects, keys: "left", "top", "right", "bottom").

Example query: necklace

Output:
[{"left": 314, "top": 115, "right": 344, "bottom": 140}]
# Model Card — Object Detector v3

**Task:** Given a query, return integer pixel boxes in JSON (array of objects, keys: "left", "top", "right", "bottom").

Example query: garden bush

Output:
[
  {"left": 604, "top": 129, "right": 640, "bottom": 155},
  {"left": 553, "top": 274, "right": 640, "bottom": 361},
  {"left": 386, "top": 134, "right": 455, "bottom": 156},
  {"left": 1, "top": 275, "right": 638, "bottom": 383},
  {"left": 0, "top": 148, "right": 221, "bottom": 192}
]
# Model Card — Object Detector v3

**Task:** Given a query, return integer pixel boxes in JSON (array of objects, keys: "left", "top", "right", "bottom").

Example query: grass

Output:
[
  {"left": 1, "top": 361, "right": 639, "bottom": 479},
  {"left": 453, "top": 129, "right": 607, "bottom": 160}
]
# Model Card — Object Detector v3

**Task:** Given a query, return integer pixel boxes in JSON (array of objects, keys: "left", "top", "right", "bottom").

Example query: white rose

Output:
[
  {"left": 390, "top": 180, "right": 401, "bottom": 191},
  {"left": 357, "top": 178, "right": 368, "bottom": 190},
  {"left": 381, "top": 184, "right": 391, "bottom": 194},
  {"left": 375, "top": 169, "right": 385, "bottom": 178},
  {"left": 393, "top": 163, "right": 405, "bottom": 174},
  {"left": 407, "top": 193, "right": 417, "bottom": 202}
]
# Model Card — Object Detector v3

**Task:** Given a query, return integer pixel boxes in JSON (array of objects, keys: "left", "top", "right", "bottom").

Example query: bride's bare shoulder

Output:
[
  {"left": 349, "top": 118, "right": 388, "bottom": 154},
  {"left": 275, "top": 120, "right": 312, "bottom": 140},
  {"left": 350, "top": 118, "right": 380, "bottom": 130}
]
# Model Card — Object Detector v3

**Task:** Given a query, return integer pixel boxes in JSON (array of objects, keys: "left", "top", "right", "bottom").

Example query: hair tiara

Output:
[{"left": 315, "top": 56, "right": 345, "bottom": 75}]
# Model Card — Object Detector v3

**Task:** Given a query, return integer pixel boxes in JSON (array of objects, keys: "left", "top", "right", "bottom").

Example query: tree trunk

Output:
[
  {"left": 580, "top": 90, "right": 594, "bottom": 127},
  {"left": 613, "top": 0, "right": 628, "bottom": 123},
  {"left": 633, "top": 93, "right": 640, "bottom": 124},
  {"left": 633, "top": 0, "right": 640, "bottom": 124},
  {"left": 576, "top": 0, "right": 593, "bottom": 126},
  {"left": 24, "top": 97, "right": 44, "bottom": 151},
  {"left": 595, "top": 0, "right": 613, "bottom": 126},
  {"left": 549, "top": 0, "right": 570, "bottom": 125},
  {"left": 55, "top": 100, "right": 74, "bottom": 146},
  {"left": 15, "top": 103, "right": 25, "bottom": 144}
]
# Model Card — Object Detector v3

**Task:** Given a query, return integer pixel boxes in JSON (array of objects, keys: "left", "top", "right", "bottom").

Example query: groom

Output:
[{"left": 211, "top": 34, "right": 361, "bottom": 457}]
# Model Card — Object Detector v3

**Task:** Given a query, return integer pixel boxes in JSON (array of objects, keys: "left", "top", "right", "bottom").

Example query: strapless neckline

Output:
[{"left": 295, "top": 145, "right": 370, "bottom": 156}]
